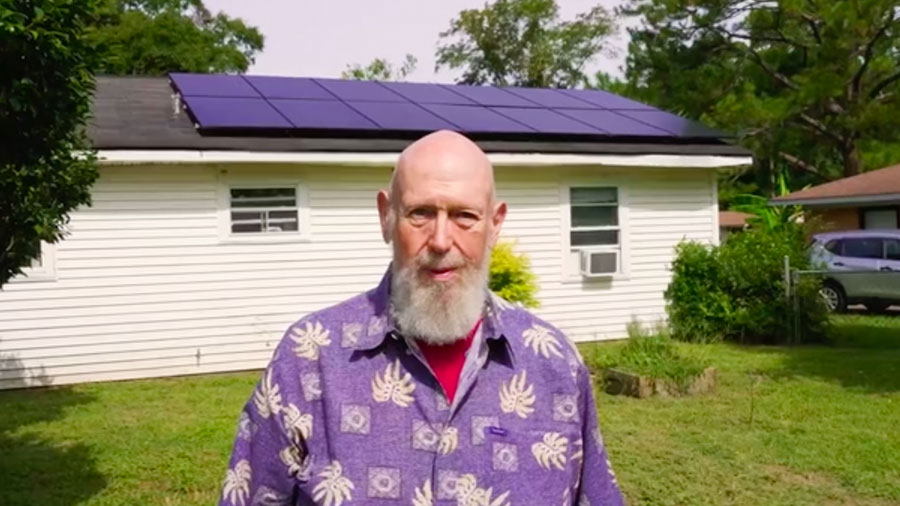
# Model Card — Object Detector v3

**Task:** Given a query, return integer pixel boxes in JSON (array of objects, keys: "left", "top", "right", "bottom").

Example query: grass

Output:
[
  {"left": 0, "top": 314, "right": 898, "bottom": 505},
  {"left": 586, "top": 333, "right": 710, "bottom": 391}
]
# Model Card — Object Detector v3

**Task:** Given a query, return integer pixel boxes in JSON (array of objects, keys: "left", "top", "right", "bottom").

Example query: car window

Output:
[
  {"left": 886, "top": 239, "right": 900, "bottom": 261},
  {"left": 842, "top": 238, "right": 883, "bottom": 259},
  {"left": 824, "top": 240, "right": 841, "bottom": 254}
]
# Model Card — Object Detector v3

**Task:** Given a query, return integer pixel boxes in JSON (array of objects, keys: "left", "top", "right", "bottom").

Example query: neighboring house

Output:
[
  {"left": 718, "top": 210, "right": 752, "bottom": 241},
  {"left": 0, "top": 75, "right": 751, "bottom": 389},
  {"left": 771, "top": 163, "right": 900, "bottom": 230}
]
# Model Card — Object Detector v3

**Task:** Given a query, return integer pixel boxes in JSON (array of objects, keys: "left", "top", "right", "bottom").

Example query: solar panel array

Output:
[{"left": 169, "top": 73, "right": 726, "bottom": 140}]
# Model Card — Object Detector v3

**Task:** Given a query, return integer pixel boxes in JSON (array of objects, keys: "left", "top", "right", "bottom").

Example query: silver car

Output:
[{"left": 810, "top": 230, "right": 900, "bottom": 312}]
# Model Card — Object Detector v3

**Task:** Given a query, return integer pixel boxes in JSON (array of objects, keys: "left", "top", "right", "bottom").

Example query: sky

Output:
[{"left": 203, "top": 0, "right": 630, "bottom": 82}]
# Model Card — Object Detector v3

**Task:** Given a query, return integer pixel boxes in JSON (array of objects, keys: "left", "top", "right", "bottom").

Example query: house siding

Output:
[{"left": 0, "top": 163, "right": 716, "bottom": 389}]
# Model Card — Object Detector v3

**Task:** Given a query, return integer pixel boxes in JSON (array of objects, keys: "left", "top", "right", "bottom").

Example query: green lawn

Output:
[{"left": 1, "top": 315, "right": 898, "bottom": 505}]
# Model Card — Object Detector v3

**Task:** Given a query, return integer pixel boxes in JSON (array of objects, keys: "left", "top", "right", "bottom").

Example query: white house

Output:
[{"left": 0, "top": 75, "right": 751, "bottom": 389}]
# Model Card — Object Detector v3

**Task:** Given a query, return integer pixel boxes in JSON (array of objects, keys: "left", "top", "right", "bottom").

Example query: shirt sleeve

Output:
[
  {"left": 218, "top": 350, "right": 311, "bottom": 506},
  {"left": 574, "top": 365, "right": 625, "bottom": 506}
]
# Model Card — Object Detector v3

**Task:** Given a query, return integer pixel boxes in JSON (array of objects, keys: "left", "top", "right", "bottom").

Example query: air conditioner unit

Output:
[{"left": 580, "top": 249, "right": 618, "bottom": 278}]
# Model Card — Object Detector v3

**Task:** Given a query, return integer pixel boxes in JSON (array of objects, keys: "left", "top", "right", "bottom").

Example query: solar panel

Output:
[
  {"left": 170, "top": 73, "right": 259, "bottom": 98},
  {"left": 379, "top": 82, "right": 476, "bottom": 105},
  {"left": 443, "top": 85, "right": 539, "bottom": 107},
  {"left": 555, "top": 109, "right": 670, "bottom": 136},
  {"left": 313, "top": 79, "right": 408, "bottom": 102},
  {"left": 244, "top": 76, "right": 335, "bottom": 100},
  {"left": 504, "top": 88, "right": 598, "bottom": 109},
  {"left": 183, "top": 96, "right": 290, "bottom": 128},
  {"left": 420, "top": 104, "right": 535, "bottom": 133},
  {"left": 618, "top": 110, "right": 725, "bottom": 138},
  {"left": 347, "top": 102, "right": 458, "bottom": 131},
  {"left": 490, "top": 107, "right": 603, "bottom": 134},
  {"left": 269, "top": 99, "right": 378, "bottom": 130},
  {"left": 559, "top": 89, "right": 655, "bottom": 111}
]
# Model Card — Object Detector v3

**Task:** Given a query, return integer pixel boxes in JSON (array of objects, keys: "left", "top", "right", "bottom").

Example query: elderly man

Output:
[{"left": 219, "top": 131, "right": 624, "bottom": 506}]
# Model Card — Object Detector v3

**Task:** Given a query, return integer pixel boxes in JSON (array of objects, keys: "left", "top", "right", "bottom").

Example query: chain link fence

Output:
[{"left": 784, "top": 255, "right": 900, "bottom": 342}]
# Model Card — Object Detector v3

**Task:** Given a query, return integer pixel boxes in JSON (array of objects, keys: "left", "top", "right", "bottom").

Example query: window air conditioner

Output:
[{"left": 580, "top": 249, "right": 618, "bottom": 278}]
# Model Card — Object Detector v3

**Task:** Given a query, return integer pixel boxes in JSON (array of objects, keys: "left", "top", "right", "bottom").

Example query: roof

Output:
[
  {"left": 88, "top": 76, "right": 751, "bottom": 157},
  {"left": 719, "top": 211, "right": 752, "bottom": 228},
  {"left": 771, "top": 164, "right": 900, "bottom": 206}
]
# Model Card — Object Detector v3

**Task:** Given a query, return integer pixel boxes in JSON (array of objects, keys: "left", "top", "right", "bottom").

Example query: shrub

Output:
[
  {"left": 489, "top": 242, "right": 539, "bottom": 308},
  {"left": 665, "top": 224, "right": 827, "bottom": 344}
]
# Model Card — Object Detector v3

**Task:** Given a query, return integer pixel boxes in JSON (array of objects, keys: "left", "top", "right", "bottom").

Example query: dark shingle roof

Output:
[{"left": 88, "top": 76, "right": 750, "bottom": 156}]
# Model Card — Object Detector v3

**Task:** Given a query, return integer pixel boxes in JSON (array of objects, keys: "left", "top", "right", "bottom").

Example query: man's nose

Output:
[{"left": 427, "top": 212, "right": 452, "bottom": 254}]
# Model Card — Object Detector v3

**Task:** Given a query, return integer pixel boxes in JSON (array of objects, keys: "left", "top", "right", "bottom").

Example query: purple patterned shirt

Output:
[{"left": 220, "top": 270, "right": 624, "bottom": 506}]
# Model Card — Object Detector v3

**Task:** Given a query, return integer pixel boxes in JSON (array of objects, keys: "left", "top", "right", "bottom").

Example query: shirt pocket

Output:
[{"left": 482, "top": 422, "right": 581, "bottom": 477}]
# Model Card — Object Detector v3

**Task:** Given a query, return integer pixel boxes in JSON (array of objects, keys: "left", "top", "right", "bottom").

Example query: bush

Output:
[
  {"left": 489, "top": 242, "right": 539, "bottom": 308},
  {"left": 665, "top": 225, "right": 827, "bottom": 344}
]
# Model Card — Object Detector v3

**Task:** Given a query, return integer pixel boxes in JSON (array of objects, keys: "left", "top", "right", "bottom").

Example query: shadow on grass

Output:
[
  {"left": 761, "top": 314, "right": 900, "bottom": 393},
  {"left": 0, "top": 384, "right": 106, "bottom": 506}
]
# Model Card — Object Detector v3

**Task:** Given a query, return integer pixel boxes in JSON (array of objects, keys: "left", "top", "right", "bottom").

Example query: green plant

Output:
[
  {"left": 586, "top": 323, "right": 709, "bottom": 391},
  {"left": 489, "top": 242, "right": 539, "bottom": 308},
  {"left": 1, "top": 0, "right": 101, "bottom": 286},
  {"left": 665, "top": 224, "right": 828, "bottom": 344}
]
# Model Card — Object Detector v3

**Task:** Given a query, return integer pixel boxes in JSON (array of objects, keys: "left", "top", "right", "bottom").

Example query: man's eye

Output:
[
  {"left": 454, "top": 211, "right": 479, "bottom": 227},
  {"left": 409, "top": 208, "right": 433, "bottom": 220}
]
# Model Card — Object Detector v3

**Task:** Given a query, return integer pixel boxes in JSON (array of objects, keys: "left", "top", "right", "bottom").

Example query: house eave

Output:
[
  {"left": 96, "top": 149, "right": 752, "bottom": 169},
  {"left": 770, "top": 193, "right": 900, "bottom": 206}
]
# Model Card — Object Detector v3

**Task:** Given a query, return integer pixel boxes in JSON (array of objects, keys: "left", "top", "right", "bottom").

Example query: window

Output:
[
  {"left": 885, "top": 239, "right": 900, "bottom": 261},
  {"left": 843, "top": 238, "right": 883, "bottom": 259},
  {"left": 13, "top": 241, "right": 57, "bottom": 282},
  {"left": 565, "top": 186, "right": 622, "bottom": 279},
  {"left": 862, "top": 207, "right": 898, "bottom": 229},
  {"left": 569, "top": 187, "right": 619, "bottom": 247},
  {"left": 229, "top": 187, "right": 299, "bottom": 234},
  {"left": 824, "top": 240, "right": 841, "bottom": 254}
]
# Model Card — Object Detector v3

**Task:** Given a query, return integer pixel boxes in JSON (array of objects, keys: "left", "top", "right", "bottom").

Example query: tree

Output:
[
  {"left": 436, "top": 0, "right": 616, "bottom": 87},
  {"left": 623, "top": 0, "right": 900, "bottom": 183},
  {"left": 0, "top": 0, "right": 101, "bottom": 286},
  {"left": 90, "top": 0, "right": 264, "bottom": 75},
  {"left": 342, "top": 54, "right": 418, "bottom": 81}
]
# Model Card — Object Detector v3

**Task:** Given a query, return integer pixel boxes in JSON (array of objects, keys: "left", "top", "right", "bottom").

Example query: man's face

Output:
[
  {"left": 390, "top": 165, "right": 499, "bottom": 283},
  {"left": 377, "top": 132, "right": 506, "bottom": 342}
]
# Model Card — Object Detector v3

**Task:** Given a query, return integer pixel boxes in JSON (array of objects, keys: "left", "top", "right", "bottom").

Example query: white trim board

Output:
[{"left": 97, "top": 150, "right": 752, "bottom": 169}]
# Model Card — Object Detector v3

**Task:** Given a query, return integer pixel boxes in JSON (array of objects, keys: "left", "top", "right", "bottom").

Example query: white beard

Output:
[{"left": 390, "top": 249, "right": 488, "bottom": 346}]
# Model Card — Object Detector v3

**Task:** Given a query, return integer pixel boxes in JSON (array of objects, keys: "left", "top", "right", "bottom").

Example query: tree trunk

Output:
[{"left": 842, "top": 140, "right": 862, "bottom": 177}]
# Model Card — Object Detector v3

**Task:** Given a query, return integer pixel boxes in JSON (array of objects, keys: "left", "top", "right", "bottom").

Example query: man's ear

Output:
[
  {"left": 489, "top": 201, "right": 507, "bottom": 247},
  {"left": 377, "top": 190, "right": 393, "bottom": 244}
]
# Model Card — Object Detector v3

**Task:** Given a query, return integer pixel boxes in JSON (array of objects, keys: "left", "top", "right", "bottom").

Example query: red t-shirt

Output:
[{"left": 416, "top": 319, "right": 482, "bottom": 403}]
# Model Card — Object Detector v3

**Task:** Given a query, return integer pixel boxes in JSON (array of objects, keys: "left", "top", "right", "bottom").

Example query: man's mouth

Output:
[{"left": 426, "top": 267, "right": 457, "bottom": 281}]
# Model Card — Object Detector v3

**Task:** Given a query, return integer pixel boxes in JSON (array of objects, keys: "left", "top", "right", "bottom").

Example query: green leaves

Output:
[
  {"left": 1, "top": 0, "right": 102, "bottom": 285},
  {"left": 623, "top": 0, "right": 900, "bottom": 189},
  {"left": 489, "top": 242, "right": 540, "bottom": 308},
  {"left": 342, "top": 54, "right": 418, "bottom": 81},
  {"left": 88, "top": 0, "right": 264, "bottom": 75},
  {"left": 436, "top": 0, "right": 616, "bottom": 88}
]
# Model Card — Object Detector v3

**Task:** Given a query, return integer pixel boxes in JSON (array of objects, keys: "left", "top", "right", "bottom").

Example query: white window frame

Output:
[
  {"left": 560, "top": 182, "right": 629, "bottom": 282},
  {"left": 217, "top": 180, "right": 311, "bottom": 244},
  {"left": 11, "top": 241, "right": 58, "bottom": 283}
]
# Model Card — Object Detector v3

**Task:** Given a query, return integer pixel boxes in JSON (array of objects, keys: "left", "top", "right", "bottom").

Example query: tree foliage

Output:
[
  {"left": 0, "top": 0, "right": 101, "bottom": 286},
  {"left": 436, "top": 0, "right": 616, "bottom": 87},
  {"left": 342, "top": 54, "right": 417, "bottom": 81},
  {"left": 90, "top": 0, "right": 264, "bottom": 75},
  {"left": 622, "top": 0, "right": 900, "bottom": 188}
]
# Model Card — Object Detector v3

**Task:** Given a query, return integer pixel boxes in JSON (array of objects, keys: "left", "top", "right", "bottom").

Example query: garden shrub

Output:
[
  {"left": 489, "top": 241, "right": 539, "bottom": 308},
  {"left": 665, "top": 224, "right": 827, "bottom": 344}
]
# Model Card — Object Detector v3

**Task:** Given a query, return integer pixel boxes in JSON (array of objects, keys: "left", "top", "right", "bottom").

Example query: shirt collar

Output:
[{"left": 353, "top": 266, "right": 516, "bottom": 364}]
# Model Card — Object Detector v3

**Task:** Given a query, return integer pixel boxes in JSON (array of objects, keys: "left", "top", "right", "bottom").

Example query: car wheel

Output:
[
  {"left": 866, "top": 301, "right": 891, "bottom": 313},
  {"left": 820, "top": 281, "right": 846, "bottom": 313}
]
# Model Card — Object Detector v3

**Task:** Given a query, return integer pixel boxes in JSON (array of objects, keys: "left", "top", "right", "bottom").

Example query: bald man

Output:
[{"left": 219, "top": 131, "right": 624, "bottom": 506}]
